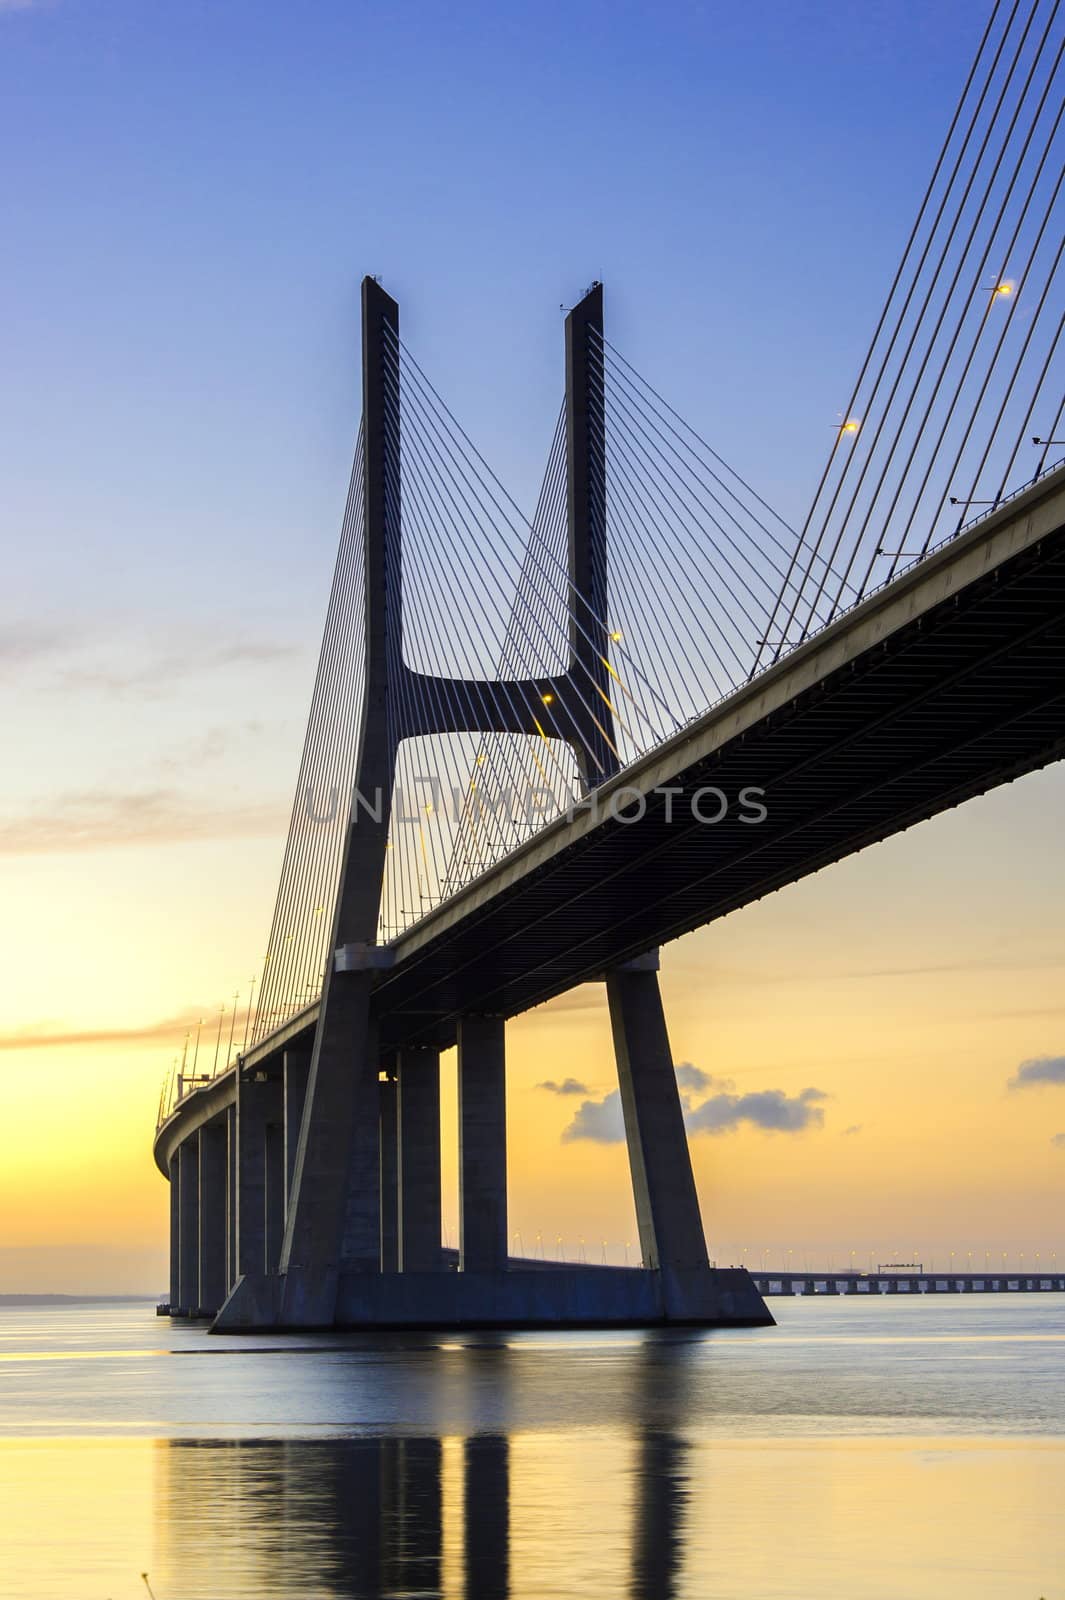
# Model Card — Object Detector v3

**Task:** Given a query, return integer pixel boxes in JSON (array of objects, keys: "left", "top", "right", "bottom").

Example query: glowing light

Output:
[
  {"left": 610, "top": 629, "right": 623, "bottom": 642},
  {"left": 993, "top": 281, "right": 1013, "bottom": 297},
  {"left": 541, "top": 692, "right": 555, "bottom": 705},
  {"left": 841, "top": 419, "right": 860, "bottom": 436}
]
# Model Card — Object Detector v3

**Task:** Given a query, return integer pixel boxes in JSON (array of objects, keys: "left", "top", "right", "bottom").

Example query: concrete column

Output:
[
  {"left": 176, "top": 1139, "right": 199, "bottom": 1313},
  {"left": 226, "top": 1104, "right": 237, "bottom": 1291},
  {"left": 606, "top": 963, "right": 708, "bottom": 1273},
  {"left": 379, "top": 1073, "right": 399, "bottom": 1272},
  {"left": 168, "top": 1154, "right": 180, "bottom": 1310},
  {"left": 264, "top": 1121, "right": 285, "bottom": 1273},
  {"left": 397, "top": 1046, "right": 442, "bottom": 1272},
  {"left": 236, "top": 1069, "right": 282, "bottom": 1278},
  {"left": 457, "top": 1016, "right": 507, "bottom": 1273},
  {"left": 197, "top": 1123, "right": 227, "bottom": 1315},
  {"left": 283, "top": 1050, "right": 312, "bottom": 1218}
]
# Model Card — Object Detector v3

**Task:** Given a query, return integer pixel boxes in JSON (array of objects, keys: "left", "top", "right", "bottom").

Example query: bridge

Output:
[{"left": 154, "top": 2, "right": 1063, "bottom": 1331}]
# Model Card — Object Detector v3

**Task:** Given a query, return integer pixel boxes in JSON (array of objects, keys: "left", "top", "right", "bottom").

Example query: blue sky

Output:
[{"left": 3, "top": 0, "right": 982, "bottom": 634}]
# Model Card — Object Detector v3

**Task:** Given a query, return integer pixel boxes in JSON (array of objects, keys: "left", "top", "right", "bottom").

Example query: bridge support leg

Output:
[
  {"left": 235, "top": 1071, "right": 282, "bottom": 1277},
  {"left": 606, "top": 961, "right": 709, "bottom": 1290},
  {"left": 283, "top": 1049, "right": 311, "bottom": 1219},
  {"left": 457, "top": 1016, "right": 507, "bottom": 1273},
  {"left": 379, "top": 1070, "right": 399, "bottom": 1272},
  {"left": 397, "top": 1046, "right": 442, "bottom": 1272},
  {"left": 197, "top": 1124, "right": 227, "bottom": 1315},
  {"left": 226, "top": 1105, "right": 237, "bottom": 1291},
  {"left": 168, "top": 1154, "right": 180, "bottom": 1311},
  {"left": 176, "top": 1140, "right": 199, "bottom": 1315},
  {"left": 264, "top": 1121, "right": 285, "bottom": 1273}
]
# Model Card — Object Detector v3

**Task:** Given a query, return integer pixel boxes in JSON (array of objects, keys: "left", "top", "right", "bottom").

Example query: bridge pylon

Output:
[{"left": 205, "top": 278, "right": 770, "bottom": 1332}]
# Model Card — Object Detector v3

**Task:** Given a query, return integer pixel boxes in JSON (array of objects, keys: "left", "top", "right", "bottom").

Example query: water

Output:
[{"left": 1, "top": 1295, "right": 1062, "bottom": 1599}]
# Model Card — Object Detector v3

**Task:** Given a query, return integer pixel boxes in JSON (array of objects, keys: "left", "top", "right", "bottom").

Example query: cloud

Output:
[
  {"left": 675, "top": 1062, "right": 715, "bottom": 1094},
  {"left": 562, "top": 1090, "right": 626, "bottom": 1144},
  {"left": 0, "top": 623, "right": 76, "bottom": 665},
  {"left": 0, "top": 1008, "right": 228, "bottom": 1053},
  {"left": 0, "top": 787, "right": 285, "bottom": 854},
  {"left": 685, "top": 1086, "right": 827, "bottom": 1136},
  {"left": 842, "top": 1123, "right": 863, "bottom": 1136},
  {"left": 537, "top": 1078, "right": 590, "bottom": 1096},
  {"left": 561, "top": 1076, "right": 829, "bottom": 1143},
  {"left": 1052, "top": 1133, "right": 1065, "bottom": 1149},
  {"left": 57, "top": 639, "right": 296, "bottom": 700},
  {"left": 1008, "top": 1055, "right": 1065, "bottom": 1090}
]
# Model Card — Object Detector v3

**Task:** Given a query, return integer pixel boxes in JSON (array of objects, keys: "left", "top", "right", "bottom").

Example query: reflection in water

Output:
[
  {"left": 153, "top": 1341, "right": 696, "bottom": 1597},
  {"left": 630, "top": 1334, "right": 689, "bottom": 1600},
  {"left": 5, "top": 1302, "right": 1062, "bottom": 1598},
  {"left": 465, "top": 1435, "right": 509, "bottom": 1599},
  {"left": 156, "top": 1434, "right": 521, "bottom": 1598}
]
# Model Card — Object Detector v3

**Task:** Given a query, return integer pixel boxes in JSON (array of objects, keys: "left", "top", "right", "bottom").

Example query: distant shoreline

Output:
[{"left": 0, "top": 1294, "right": 160, "bottom": 1305}]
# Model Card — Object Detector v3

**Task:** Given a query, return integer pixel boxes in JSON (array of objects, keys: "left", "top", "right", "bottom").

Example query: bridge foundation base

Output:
[{"left": 210, "top": 1265, "right": 772, "bottom": 1332}]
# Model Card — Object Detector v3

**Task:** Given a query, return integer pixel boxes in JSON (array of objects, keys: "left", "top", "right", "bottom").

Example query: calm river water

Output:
[{"left": 0, "top": 1294, "right": 1062, "bottom": 1599}]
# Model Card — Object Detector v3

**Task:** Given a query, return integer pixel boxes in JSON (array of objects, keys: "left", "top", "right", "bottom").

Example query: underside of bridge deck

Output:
[{"left": 373, "top": 482, "right": 1065, "bottom": 1050}]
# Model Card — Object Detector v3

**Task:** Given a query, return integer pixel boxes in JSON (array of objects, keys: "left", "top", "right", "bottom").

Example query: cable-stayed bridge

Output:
[{"left": 155, "top": 0, "right": 1064, "bottom": 1330}]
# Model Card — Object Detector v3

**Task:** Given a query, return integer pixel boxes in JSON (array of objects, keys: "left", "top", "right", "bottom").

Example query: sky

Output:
[{"left": 1, "top": 0, "right": 1062, "bottom": 1292}]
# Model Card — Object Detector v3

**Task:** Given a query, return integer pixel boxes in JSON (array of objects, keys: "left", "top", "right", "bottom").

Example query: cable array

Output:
[
  {"left": 755, "top": 0, "right": 1064, "bottom": 670},
  {"left": 250, "top": 427, "right": 367, "bottom": 1043},
  {"left": 378, "top": 341, "right": 583, "bottom": 935}
]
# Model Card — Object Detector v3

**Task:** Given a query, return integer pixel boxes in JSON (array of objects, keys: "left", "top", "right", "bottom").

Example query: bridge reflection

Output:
[{"left": 151, "top": 1337, "right": 696, "bottom": 1599}]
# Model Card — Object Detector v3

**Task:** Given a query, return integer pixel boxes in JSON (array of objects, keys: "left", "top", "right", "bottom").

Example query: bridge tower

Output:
[{"left": 211, "top": 278, "right": 768, "bottom": 1330}]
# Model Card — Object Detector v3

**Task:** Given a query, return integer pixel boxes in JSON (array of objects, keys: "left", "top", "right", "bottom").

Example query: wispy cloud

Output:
[
  {"left": 0, "top": 1008, "right": 224, "bottom": 1052},
  {"left": 537, "top": 1078, "right": 590, "bottom": 1096},
  {"left": 0, "top": 787, "right": 285, "bottom": 854},
  {"left": 1008, "top": 1055, "right": 1065, "bottom": 1090},
  {"left": 56, "top": 639, "right": 297, "bottom": 699},
  {"left": 0, "top": 623, "right": 77, "bottom": 665},
  {"left": 1052, "top": 1133, "right": 1065, "bottom": 1149},
  {"left": 842, "top": 1123, "right": 863, "bottom": 1136}
]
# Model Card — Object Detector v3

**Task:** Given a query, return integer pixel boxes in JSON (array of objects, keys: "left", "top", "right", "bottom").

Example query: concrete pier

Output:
[
  {"left": 379, "top": 1072, "right": 399, "bottom": 1272},
  {"left": 264, "top": 1121, "right": 285, "bottom": 1273},
  {"left": 225, "top": 1104, "right": 237, "bottom": 1292},
  {"left": 235, "top": 1072, "right": 281, "bottom": 1278},
  {"left": 282, "top": 1048, "right": 311, "bottom": 1215},
  {"left": 607, "top": 962, "right": 707, "bottom": 1275},
  {"left": 176, "top": 1140, "right": 199, "bottom": 1315},
  {"left": 197, "top": 1123, "right": 227, "bottom": 1315},
  {"left": 168, "top": 1153, "right": 180, "bottom": 1311},
  {"left": 397, "top": 1046, "right": 442, "bottom": 1272},
  {"left": 457, "top": 1016, "right": 507, "bottom": 1274}
]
